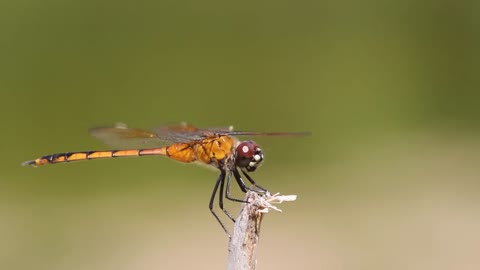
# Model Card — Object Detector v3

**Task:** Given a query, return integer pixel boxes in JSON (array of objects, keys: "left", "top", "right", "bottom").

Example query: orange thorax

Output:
[{"left": 166, "top": 135, "right": 236, "bottom": 165}]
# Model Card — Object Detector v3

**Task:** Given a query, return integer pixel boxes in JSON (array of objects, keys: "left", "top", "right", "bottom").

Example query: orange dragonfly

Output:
[{"left": 23, "top": 123, "right": 308, "bottom": 236}]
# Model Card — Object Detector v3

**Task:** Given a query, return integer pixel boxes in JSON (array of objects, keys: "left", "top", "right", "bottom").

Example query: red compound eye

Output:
[
  {"left": 236, "top": 141, "right": 256, "bottom": 159},
  {"left": 235, "top": 141, "right": 264, "bottom": 172}
]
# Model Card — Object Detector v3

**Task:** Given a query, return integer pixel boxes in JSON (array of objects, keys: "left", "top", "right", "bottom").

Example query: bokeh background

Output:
[{"left": 1, "top": 0, "right": 479, "bottom": 269}]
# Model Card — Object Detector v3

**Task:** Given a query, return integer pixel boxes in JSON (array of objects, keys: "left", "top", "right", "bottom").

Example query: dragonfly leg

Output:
[
  {"left": 209, "top": 170, "right": 231, "bottom": 237},
  {"left": 232, "top": 168, "right": 248, "bottom": 193},
  {"left": 241, "top": 169, "right": 268, "bottom": 193},
  {"left": 225, "top": 170, "right": 249, "bottom": 204},
  {"left": 224, "top": 168, "right": 260, "bottom": 204},
  {"left": 218, "top": 171, "right": 236, "bottom": 222}
]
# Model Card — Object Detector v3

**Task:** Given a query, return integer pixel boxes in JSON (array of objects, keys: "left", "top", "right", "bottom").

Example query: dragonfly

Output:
[{"left": 23, "top": 123, "right": 308, "bottom": 237}]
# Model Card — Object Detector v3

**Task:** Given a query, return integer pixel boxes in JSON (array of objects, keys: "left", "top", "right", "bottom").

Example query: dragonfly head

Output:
[{"left": 235, "top": 141, "right": 264, "bottom": 172}]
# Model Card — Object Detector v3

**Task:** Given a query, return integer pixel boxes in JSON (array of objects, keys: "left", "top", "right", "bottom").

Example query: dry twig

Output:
[{"left": 227, "top": 191, "right": 297, "bottom": 270}]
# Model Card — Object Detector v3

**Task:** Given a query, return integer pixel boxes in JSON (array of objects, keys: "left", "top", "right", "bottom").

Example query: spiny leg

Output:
[
  {"left": 209, "top": 170, "right": 230, "bottom": 237},
  {"left": 232, "top": 168, "right": 248, "bottom": 193},
  {"left": 241, "top": 169, "right": 268, "bottom": 193},
  {"left": 218, "top": 171, "right": 236, "bottom": 222},
  {"left": 225, "top": 168, "right": 251, "bottom": 203}
]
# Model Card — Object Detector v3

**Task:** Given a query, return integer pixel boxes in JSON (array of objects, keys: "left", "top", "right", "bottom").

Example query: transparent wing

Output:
[
  {"left": 224, "top": 131, "right": 311, "bottom": 137},
  {"left": 89, "top": 126, "right": 170, "bottom": 148},
  {"left": 166, "top": 123, "right": 310, "bottom": 137},
  {"left": 151, "top": 122, "right": 233, "bottom": 142},
  {"left": 90, "top": 122, "right": 310, "bottom": 148},
  {"left": 89, "top": 123, "right": 219, "bottom": 148}
]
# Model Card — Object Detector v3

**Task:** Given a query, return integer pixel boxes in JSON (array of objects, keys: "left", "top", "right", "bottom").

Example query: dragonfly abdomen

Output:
[{"left": 22, "top": 148, "right": 169, "bottom": 167}]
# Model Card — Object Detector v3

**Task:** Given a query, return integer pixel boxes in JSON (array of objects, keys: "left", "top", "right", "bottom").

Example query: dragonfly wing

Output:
[
  {"left": 89, "top": 123, "right": 214, "bottom": 148},
  {"left": 90, "top": 122, "right": 308, "bottom": 148},
  {"left": 151, "top": 123, "right": 309, "bottom": 140},
  {"left": 89, "top": 126, "right": 170, "bottom": 148},
  {"left": 224, "top": 131, "right": 311, "bottom": 136},
  {"left": 151, "top": 122, "right": 227, "bottom": 143},
  {"left": 157, "top": 123, "right": 307, "bottom": 137}
]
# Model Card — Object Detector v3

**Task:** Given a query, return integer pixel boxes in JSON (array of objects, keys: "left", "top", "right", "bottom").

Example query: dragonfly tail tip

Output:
[{"left": 21, "top": 160, "right": 36, "bottom": 167}]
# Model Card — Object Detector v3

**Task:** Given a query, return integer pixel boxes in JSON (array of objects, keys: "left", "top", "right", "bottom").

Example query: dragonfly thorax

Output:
[{"left": 234, "top": 141, "right": 264, "bottom": 172}]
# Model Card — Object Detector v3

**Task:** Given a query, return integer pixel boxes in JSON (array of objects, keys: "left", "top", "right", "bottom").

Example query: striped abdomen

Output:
[{"left": 22, "top": 142, "right": 199, "bottom": 167}]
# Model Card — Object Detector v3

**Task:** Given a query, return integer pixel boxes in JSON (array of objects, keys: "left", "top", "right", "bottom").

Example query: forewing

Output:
[
  {"left": 90, "top": 122, "right": 308, "bottom": 149},
  {"left": 89, "top": 126, "right": 169, "bottom": 148},
  {"left": 224, "top": 131, "right": 311, "bottom": 137},
  {"left": 151, "top": 122, "right": 226, "bottom": 143}
]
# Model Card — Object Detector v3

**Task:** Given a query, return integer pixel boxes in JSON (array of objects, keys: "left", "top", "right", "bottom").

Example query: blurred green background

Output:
[{"left": 1, "top": 0, "right": 479, "bottom": 269}]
